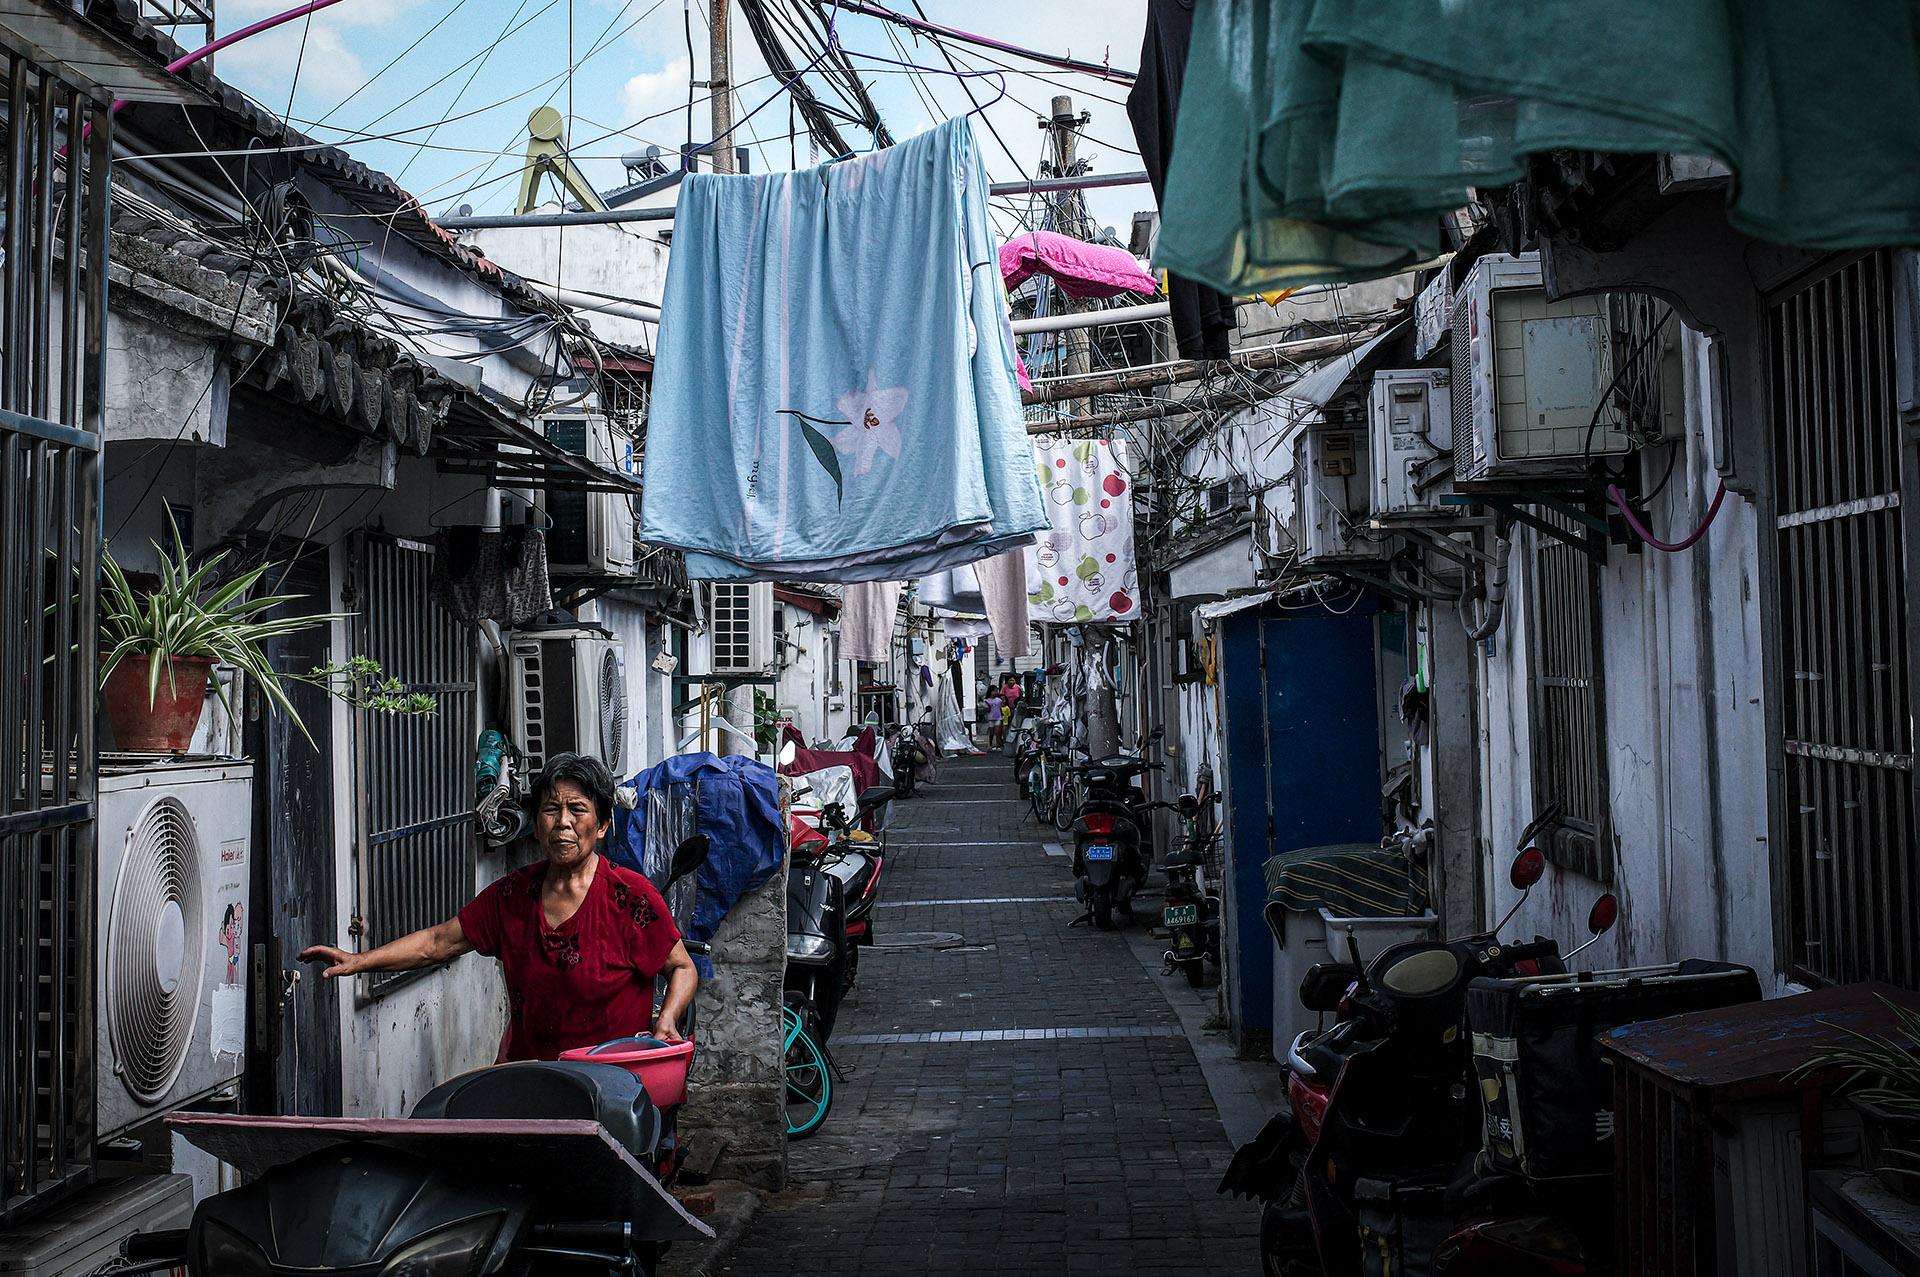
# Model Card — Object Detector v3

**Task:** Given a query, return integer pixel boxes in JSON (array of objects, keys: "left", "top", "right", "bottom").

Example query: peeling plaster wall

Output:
[{"left": 1475, "top": 330, "right": 1782, "bottom": 985}]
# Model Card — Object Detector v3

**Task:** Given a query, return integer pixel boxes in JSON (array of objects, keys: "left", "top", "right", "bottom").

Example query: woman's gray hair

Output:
[{"left": 530, "top": 752, "right": 616, "bottom": 824}]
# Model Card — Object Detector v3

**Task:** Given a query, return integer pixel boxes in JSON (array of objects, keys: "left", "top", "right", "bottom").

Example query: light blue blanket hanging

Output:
[{"left": 640, "top": 116, "right": 1047, "bottom": 582}]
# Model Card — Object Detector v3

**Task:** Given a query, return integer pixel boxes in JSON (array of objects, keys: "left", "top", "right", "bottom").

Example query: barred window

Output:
[
  {"left": 1769, "top": 251, "right": 1916, "bottom": 989},
  {"left": 1527, "top": 514, "right": 1613, "bottom": 881},
  {"left": 353, "top": 536, "right": 479, "bottom": 994}
]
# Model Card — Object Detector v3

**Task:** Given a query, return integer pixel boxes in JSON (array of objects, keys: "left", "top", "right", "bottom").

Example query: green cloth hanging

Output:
[{"left": 1156, "top": 0, "right": 1920, "bottom": 293}]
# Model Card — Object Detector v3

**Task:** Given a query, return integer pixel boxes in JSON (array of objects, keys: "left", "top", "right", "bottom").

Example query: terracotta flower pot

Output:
[{"left": 101, "top": 654, "right": 214, "bottom": 753}]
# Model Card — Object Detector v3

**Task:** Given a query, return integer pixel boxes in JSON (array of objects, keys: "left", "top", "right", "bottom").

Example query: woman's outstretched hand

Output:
[{"left": 298, "top": 944, "right": 358, "bottom": 978}]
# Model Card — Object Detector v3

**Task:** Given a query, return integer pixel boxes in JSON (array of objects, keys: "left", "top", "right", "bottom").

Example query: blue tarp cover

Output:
[{"left": 608, "top": 753, "right": 785, "bottom": 974}]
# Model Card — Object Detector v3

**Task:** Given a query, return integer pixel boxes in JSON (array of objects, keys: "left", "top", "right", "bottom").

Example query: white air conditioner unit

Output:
[
  {"left": 509, "top": 621, "right": 629, "bottom": 773},
  {"left": 709, "top": 581, "right": 774, "bottom": 674},
  {"left": 542, "top": 412, "right": 637, "bottom": 575},
  {"left": 1369, "top": 368, "right": 1454, "bottom": 519},
  {"left": 1451, "top": 253, "right": 1627, "bottom": 486},
  {"left": 1294, "top": 425, "right": 1382, "bottom": 566},
  {"left": 97, "top": 762, "right": 252, "bottom": 1142}
]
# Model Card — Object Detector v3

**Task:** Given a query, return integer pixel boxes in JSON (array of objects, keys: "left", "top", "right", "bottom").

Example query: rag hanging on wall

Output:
[{"left": 428, "top": 490, "right": 554, "bottom": 625}]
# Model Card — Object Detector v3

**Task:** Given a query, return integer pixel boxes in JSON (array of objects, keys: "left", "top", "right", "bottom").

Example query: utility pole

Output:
[
  {"left": 709, "top": 0, "right": 735, "bottom": 174},
  {"left": 1042, "top": 94, "right": 1120, "bottom": 758},
  {"left": 1042, "top": 96, "right": 1092, "bottom": 401}
]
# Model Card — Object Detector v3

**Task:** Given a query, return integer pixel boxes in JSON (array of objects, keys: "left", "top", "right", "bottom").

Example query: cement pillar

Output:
[{"left": 677, "top": 802, "right": 788, "bottom": 1189}]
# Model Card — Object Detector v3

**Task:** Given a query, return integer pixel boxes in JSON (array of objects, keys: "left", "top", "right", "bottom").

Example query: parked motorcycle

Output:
[
  {"left": 785, "top": 780, "right": 894, "bottom": 1044},
  {"left": 887, "top": 711, "right": 932, "bottom": 798},
  {"left": 123, "top": 836, "right": 719, "bottom": 1277},
  {"left": 1068, "top": 748, "right": 1162, "bottom": 930},
  {"left": 1222, "top": 831, "right": 1762, "bottom": 1277},
  {"left": 1160, "top": 788, "right": 1222, "bottom": 987}
]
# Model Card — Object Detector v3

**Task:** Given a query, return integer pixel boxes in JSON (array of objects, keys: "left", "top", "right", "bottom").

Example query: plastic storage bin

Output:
[{"left": 1269, "top": 907, "right": 1438, "bottom": 1065}]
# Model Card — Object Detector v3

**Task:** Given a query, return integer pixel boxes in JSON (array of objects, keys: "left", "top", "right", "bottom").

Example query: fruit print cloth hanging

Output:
[{"left": 1025, "top": 434, "right": 1138, "bottom": 624}]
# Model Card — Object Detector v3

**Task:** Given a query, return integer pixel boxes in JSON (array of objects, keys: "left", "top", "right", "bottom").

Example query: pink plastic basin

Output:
[{"left": 560, "top": 1036, "right": 695, "bottom": 1108}]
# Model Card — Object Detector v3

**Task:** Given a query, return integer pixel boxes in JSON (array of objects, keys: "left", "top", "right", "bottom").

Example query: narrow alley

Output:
[{"left": 715, "top": 755, "right": 1266, "bottom": 1276}]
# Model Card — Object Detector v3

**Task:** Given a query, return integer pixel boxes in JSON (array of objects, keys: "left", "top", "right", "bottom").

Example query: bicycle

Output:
[
  {"left": 783, "top": 1002, "right": 833, "bottom": 1139},
  {"left": 1027, "top": 746, "right": 1054, "bottom": 824}
]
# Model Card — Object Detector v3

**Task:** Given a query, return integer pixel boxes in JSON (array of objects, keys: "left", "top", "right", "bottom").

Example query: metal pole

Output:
[
  {"left": 709, "top": 0, "right": 735, "bottom": 175},
  {"left": 433, "top": 170, "right": 1153, "bottom": 229}
]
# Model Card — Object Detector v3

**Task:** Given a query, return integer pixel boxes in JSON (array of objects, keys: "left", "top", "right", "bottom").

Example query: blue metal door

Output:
[{"left": 1217, "top": 605, "right": 1381, "bottom": 1039}]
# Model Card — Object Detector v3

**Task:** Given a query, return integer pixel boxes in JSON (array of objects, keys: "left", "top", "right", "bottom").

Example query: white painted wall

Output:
[
  {"left": 1474, "top": 330, "right": 1782, "bottom": 985},
  {"left": 466, "top": 220, "right": 670, "bottom": 351}
]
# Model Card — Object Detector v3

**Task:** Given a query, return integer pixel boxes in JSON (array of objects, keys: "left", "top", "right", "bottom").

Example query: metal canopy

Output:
[
  {"left": 0, "top": 2, "right": 203, "bottom": 103},
  {"left": 1287, "top": 319, "right": 1412, "bottom": 408}
]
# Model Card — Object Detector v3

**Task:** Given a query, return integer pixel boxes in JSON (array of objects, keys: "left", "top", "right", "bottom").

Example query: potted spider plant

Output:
[
  {"left": 1790, "top": 996, "right": 1920, "bottom": 1203},
  {"left": 100, "top": 529, "right": 434, "bottom": 752}
]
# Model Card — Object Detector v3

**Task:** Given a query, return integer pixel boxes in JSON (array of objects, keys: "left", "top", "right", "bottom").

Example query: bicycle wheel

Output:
[
  {"left": 1052, "top": 777, "right": 1078, "bottom": 832},
  {"left": 783, "top": 1003, "right": 833, "bottom": 1139},
  {"left": 1029, "top": 761, "right": 1051, "bottom": 824}
]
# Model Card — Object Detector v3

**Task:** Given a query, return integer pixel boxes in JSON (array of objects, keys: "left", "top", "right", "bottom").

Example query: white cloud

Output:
[{"left": 620, "top": 55, "right": 694, "bottom": 136}]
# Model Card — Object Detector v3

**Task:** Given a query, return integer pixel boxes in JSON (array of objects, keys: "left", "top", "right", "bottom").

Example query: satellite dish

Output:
[{"left": 527, "top": 105, "right": 565, "bottom": 143}]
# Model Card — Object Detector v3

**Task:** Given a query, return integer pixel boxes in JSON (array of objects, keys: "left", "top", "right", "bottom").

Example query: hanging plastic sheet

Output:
[
  {"left": 1026, "top": 434, "right": 1139, "bottom": 624},
  {"left": 1156, "top": 0, "right": 1920, "bottom": 292},
  {"left": 932, "top": 671, "right": 974, "bottom": 754}
]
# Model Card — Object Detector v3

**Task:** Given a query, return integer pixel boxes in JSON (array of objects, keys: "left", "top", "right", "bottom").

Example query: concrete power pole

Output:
[
  {"left": 1043, "top": 95, "right": 1120, "bottom": 758},
  {"left": 709, "top": 0, "right": 735, "bottom": 175}
]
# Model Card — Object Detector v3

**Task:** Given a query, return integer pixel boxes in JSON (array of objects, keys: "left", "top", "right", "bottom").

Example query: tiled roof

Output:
[{"left": 83, "top": 0, "right": 557, "bottom": 316}]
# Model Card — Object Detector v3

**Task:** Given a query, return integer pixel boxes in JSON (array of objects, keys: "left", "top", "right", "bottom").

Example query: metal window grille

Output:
[
  {"left": 1526, "top": 514, "right": 1613, "bottom": 881},
  {"left": 353, "top": 537, "right": 479, "bottom": 995},
  {"left": 1768, "top": 251, "right": 1916, "bottom": 989},
  {"left": 0, "top": 62, "right": 113, "bottom": 1222}
]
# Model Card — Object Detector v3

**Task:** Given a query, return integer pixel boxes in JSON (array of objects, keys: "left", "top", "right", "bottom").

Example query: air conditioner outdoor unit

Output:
[
  {"left": 509, "top": 620, "right": 629, "bottom": 773},
  {"left": 97, "top": 761, "right": 252, "bottom": 1142},
  {"left": 542, "top": 412, "right": 637, "bottom": 575},
  {"left": 1450, "top": 253, "right": 1627, "bottom": 487},
  {"left": 1369, "top": 368, "right": 1454, "bottom": 520},
  {"left": 1294, "top": 425, "right": 1382, "bottom": 566},
  {"left": 0, "top": 1173, "right": 194, "bottom": 1275},
  {"left": 709, "top": 581, "right": 774, "bottom": 674}
]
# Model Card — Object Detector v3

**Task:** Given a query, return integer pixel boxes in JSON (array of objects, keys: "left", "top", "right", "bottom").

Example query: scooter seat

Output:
[{"left": 412, "top": 1061, "right": 663, "bottom": 1164}]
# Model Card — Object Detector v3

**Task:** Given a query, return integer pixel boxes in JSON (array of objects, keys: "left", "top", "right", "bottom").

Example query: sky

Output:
[{"left": 209, "top": 0, "right": 1155, "bottom": 238}]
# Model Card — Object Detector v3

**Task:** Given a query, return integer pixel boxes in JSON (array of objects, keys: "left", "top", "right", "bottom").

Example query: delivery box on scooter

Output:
[{"left": 1465, "top": 960, "right": 1761, "bottom": 1181}]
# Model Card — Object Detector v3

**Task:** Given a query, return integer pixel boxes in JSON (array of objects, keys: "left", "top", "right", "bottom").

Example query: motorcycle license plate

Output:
[
  {"left": 1164, "top": 903, "right": 1199, "bottom": 927},
  {"left": 1085, "top": 843, "right": 1115, "bottom": 862}
]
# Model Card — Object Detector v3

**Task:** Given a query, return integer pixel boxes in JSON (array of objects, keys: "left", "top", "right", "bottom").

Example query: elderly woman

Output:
[{"left": 300, "top": 754, "right": 698, "bottom": 1061}]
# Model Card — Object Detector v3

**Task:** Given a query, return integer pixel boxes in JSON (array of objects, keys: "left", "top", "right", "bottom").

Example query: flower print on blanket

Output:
[
  {"left": 833, "top": 371, "right": 908, "bottom": 477},
  {"left": 779, "top": 371, "right": 909, "bottom": 506},
  {"left": 1025, "top": 434, "right": 1136, "bottom": 623}
]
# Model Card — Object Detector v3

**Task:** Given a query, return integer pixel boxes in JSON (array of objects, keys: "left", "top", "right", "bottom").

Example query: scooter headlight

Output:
[
  {"left": 380, "top": 1214, "right": 502, "bottom": 1277},
  {"left": 786, "top": 934, "right": 833, "bottom": 960},
  {"left": 199, "top": 1220, "right": 274, "bottom": 1277}
]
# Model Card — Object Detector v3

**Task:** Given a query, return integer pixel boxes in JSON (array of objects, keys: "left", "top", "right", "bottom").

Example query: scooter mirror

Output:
[
  {"left": 1588, "top": 893, "right": 1620, "bottom": 935},
  {"left": 778, "top": 740, "right": 798, "bottom": 768},
  {"left": 1509, "top": 847, "right": 1546, "bottom": 890},
  {"left": 669, "top": 834, "right": 712, "bottom": 885}
]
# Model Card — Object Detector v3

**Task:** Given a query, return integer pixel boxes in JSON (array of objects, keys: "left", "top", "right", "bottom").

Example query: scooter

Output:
[
  {"left": 1160, "top": 789, "right": 1222, "bottom": 987},
  {"left": 123, "top": 835, "right": 719, "bottom": 1277},
  {"left": 887, "top": 712, "right": 932, "bottom": 798},
  {"left": 785, "top": 783, "right": 894, "bottom": 1043},
  {"left": 1068, "top": 751, "right": 1162, "bottom": 930},
  {"left": 1223, "top": 833, "right": 1761, "bottom": 1277}
]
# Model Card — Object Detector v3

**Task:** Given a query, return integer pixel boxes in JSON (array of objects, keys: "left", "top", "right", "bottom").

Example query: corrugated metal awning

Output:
[{"left": 1286, "top": 319, "right": 1412, "bottom": 408}]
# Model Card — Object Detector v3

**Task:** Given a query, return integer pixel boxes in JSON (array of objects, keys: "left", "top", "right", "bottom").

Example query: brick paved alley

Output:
[{"left": 716, "top": 753, "right": 1268, "bottom": 1276}]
